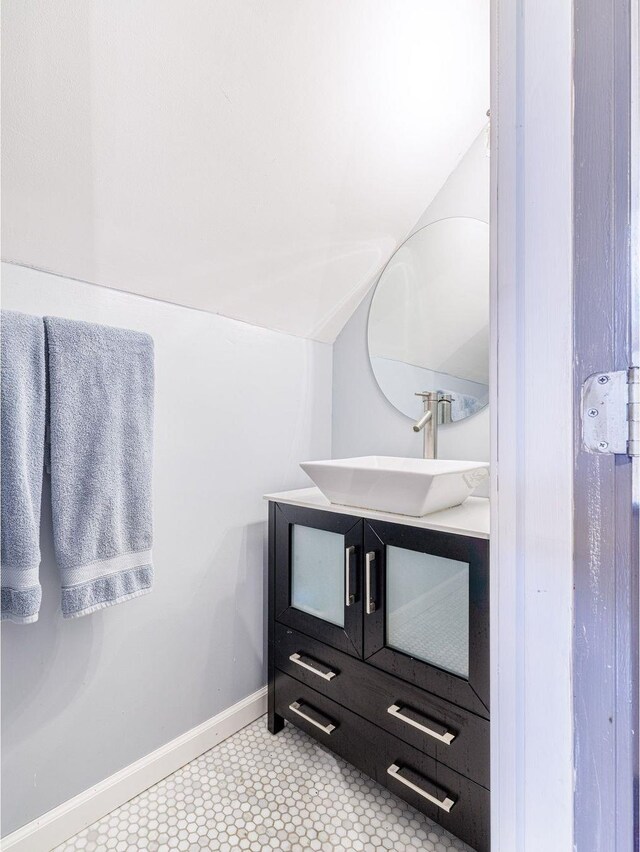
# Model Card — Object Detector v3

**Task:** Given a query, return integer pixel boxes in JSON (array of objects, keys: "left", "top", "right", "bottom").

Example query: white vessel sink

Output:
[{"left": 300, "top": 456, "right": 489, "bottom": 518}]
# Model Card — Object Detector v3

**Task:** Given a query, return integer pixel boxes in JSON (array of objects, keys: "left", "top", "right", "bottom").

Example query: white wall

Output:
[
  {"left": 0, "top": 263, "right": 332, "bottom": 836},
  {"left": 1, "top": 0, "right": 489, "bottom": 343},
  {"left": 332, "top": 130, "right": 490, "bottom": 464}
]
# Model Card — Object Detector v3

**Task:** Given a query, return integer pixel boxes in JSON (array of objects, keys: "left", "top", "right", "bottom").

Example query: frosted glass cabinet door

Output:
[
  {"left": 272, "top": 503, "right": 364, "bottom": 657},
  {"left": 386, "top": 546, "right": 470, "bottom": 678},
  {"left": 363, "top": 520, "right": 489, "bottom": 717},
  {"left": 291, "top": 525, "right": 344, "bottom": 627}
]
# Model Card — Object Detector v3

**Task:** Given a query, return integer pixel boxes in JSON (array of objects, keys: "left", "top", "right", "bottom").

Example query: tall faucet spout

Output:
[
  {"left": 413, "top": 391, "right": 439, "bottom": 459},
  {"left": 412, "top": 410, "right": 433, "bottom": 432}
]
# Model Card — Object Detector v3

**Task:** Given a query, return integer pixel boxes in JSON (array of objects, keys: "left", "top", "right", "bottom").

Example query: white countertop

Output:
[{"left": 264, "top": 486, "right": 490, "bottom": 540}]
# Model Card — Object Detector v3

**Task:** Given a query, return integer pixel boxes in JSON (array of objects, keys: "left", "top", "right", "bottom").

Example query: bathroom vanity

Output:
[{"left": 266, "top": 487, "right": 490, "bottom": 852}]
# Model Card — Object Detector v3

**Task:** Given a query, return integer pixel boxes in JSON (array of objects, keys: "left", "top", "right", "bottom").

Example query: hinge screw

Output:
[
  {"left": 588, "top": 408, "right": 599, "bottom": 417},
  {"left": 597, "top": 375, "right": 609, "bottom": 384},
  {"left": 598, "top": 441, "right": 609, "bottom": 450}
]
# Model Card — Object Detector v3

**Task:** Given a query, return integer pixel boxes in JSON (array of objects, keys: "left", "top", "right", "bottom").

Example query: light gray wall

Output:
[
  {"left": 332, "top": 129, "right": 490, "bottom": 466},
  {"left": 1, "top": 263, "right": 332, "bottom": 836}
]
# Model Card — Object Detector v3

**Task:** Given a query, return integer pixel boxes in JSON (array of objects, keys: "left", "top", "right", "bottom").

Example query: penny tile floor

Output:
[{"left": 55, "top": 717, "right": 474, "bottom": 851}]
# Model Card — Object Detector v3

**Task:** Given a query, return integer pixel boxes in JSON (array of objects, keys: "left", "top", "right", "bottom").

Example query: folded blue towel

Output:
[
  {"left": 1, "top": 310, "right": 47, "bottom": 623},
  {"left": 44, "top": 317, "right": 154, "bottom": 618}
]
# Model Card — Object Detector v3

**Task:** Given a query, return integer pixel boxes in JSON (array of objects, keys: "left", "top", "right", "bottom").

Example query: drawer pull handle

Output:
[
  {"left": 365, "top": 551, "right": 376, "bottom": 614},
  {"left": 289, "top": 653, "right": 337, "bottom": 681},
  {"left": 289, "top": 701, "right": 336, "bottom": 735},
  {"left": 387, "top": 704, "right": 456, "bottom": 745},
  {"left": 345, "top": 546, "right": 355, "bottom": 606},
  {"left": 387, "top": 764, "right": 456, "bottom": 813}
]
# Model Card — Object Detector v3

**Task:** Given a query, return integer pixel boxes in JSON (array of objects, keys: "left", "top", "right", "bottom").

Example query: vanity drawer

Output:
[
  {"left": 274, "top": 623, "right": 489, "bottom": 788},
  {"left": 274, "top": 670, "right": 489, "bottom": 852},
  {"left": 274, "top": 668, "right": 382, "bottom": 781}
]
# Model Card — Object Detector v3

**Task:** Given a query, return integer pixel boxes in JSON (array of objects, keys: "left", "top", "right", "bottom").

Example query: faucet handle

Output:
[{"left": 414, "top": 391, "right": 454, "bottom": 403}]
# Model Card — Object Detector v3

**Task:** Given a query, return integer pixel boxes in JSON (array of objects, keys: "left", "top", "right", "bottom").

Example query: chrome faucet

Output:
[{"left": 412, "top": 392, "right": 453, "bottom": 459}]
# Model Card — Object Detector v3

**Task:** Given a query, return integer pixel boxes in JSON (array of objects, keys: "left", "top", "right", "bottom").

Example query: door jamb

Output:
[{"left": 490, "top": 0, "right": 574, "bottom": 849}]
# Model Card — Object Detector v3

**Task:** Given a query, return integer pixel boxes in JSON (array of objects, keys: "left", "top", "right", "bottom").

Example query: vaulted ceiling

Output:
[{"left": 2, "top": 1, "right": 489, "bottom": 342}]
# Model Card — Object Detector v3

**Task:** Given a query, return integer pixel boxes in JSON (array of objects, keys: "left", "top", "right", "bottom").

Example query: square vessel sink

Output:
[{"left": 300, "top": 456, "right": 489, "bottom": 518}]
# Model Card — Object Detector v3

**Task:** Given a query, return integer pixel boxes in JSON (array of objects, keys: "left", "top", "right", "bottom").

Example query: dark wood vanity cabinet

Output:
[{"left": 268, "top": 498, "right": 490, "bottom": 852}]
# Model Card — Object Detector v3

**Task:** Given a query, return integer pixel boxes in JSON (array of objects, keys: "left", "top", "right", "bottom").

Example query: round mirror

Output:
[{"left": 367, "top": 217, "right": 489, "bottom": 423}]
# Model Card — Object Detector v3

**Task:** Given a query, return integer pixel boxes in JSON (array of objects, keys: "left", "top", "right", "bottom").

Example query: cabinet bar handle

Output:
[
  {"left": 289, "top": 701, "right": 336, "bottom": 735},
  {"left": 387, "top": 704, "right": 456, "bottom": 745},
  {"left": 289, "top": 653, "right": 337, "bottom": 681},
  {"left": 387, "top": 764, "right": 456, "bottom": 813},
  {"left": 365, "top": 551, "right": 376, "bottom": 614},
  {"left": 345, "top": 546, "right": 355, "bottom": 606}
]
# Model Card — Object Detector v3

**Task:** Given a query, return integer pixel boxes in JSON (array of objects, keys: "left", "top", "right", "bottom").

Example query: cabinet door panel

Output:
[
  {"left": 386, "top": 545, "right": 470, "bottom": 679},
  {"left": 273, "top": 503, "right": 363, "bottom": 657},
  {"left": 291, "top": 524, "right": 346, "bottom": 627},
  {"left": 364, "top": 520, "right": 489, "bottom": 717}
]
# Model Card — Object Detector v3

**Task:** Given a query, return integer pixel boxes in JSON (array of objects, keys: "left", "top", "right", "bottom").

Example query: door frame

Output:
[
  {"left": 572, "top": 0, "right": 639, "bottom": 848},
  {"left": 491, "top": 0, "right": 638, "bottom": 849},
  {"left": 490, "top": 0, "right": 574, "bottom": 850}
]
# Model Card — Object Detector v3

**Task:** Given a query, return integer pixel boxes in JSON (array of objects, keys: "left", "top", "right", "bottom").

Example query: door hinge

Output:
[{"left": 582, "top": 367, "right": 640, "bottom": 457}]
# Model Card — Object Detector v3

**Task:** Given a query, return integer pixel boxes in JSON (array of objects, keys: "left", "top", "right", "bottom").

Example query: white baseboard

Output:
[{"left": 1, "top": 687, "right": 268, "bottom": 852}]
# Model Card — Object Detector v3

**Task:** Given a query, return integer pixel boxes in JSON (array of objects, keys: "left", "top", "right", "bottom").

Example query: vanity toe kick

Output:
[{"left": 274, "top": 670, "right": 490, "bottom": 852}]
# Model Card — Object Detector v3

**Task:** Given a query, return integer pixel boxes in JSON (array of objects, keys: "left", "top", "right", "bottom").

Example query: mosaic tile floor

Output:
[{"left": 55, "top": 717, "right": 474, "bottom": 852}]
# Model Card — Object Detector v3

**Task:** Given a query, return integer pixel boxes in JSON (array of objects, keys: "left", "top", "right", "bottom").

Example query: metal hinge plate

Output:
[{"left": 582, "top": 367, "right": 639, "bottom": 456}]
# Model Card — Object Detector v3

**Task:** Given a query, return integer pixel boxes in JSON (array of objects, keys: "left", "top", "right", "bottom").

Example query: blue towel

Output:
[
  {"left": 1, "top": 310, "right": 47, "bottom": 623},
  {"left": 44, "top": 317, "right": 155, "bottom": 618}
]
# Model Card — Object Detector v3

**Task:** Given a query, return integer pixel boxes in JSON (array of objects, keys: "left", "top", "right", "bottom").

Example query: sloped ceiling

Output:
[{"left": 2, "top": 1, "right": 489, "bottom": 342}]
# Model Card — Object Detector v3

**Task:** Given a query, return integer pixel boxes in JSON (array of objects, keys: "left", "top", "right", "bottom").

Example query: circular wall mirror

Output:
[{"left": 367, "top": 217, "right": 489, "bottom": 423}]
